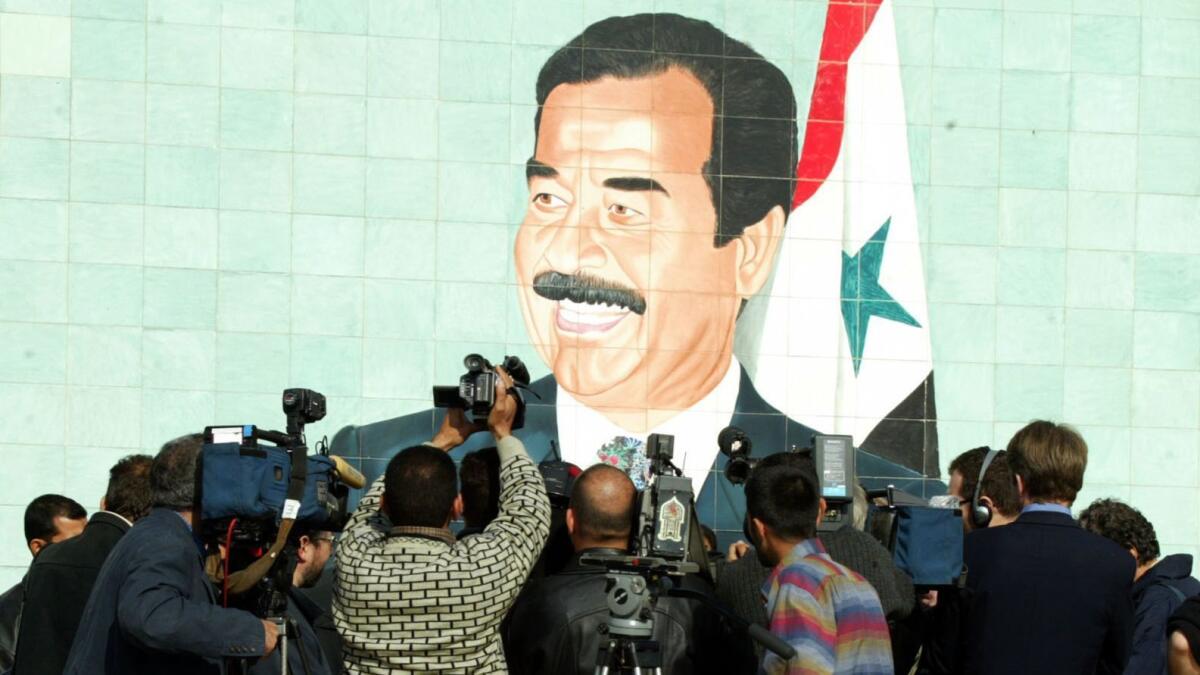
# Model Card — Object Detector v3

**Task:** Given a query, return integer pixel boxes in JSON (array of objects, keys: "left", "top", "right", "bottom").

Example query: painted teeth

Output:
[{"left": 559, "top": 299, "right": 629, "bottom": 315}]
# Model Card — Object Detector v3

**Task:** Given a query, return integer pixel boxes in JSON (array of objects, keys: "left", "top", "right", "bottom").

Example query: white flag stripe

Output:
[{"left": 743, "top": 0, "right": 933, "bottom": 446}]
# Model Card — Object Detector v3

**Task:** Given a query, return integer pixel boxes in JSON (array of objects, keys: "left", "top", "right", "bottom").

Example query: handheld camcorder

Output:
[
  {"left": 197, "top": 388, "right": 365, "bottom": 618},
  {"left": 433, "top": 353, "right": 532, "bottom": 430}
]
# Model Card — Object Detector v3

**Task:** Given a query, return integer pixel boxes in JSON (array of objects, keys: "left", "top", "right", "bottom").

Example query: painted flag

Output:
[{"left": 738, "top": 0, "right": 938, "bottom": 477}]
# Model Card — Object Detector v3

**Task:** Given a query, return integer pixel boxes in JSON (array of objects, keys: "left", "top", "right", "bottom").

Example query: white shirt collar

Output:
[{"left": 555, "top": 356, "right": 742, "bottom": 494}]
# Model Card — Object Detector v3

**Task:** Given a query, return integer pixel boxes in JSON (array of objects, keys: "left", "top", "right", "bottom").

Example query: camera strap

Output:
[{"left": 225, "top": 444, "right": 310, "bottom": 596}]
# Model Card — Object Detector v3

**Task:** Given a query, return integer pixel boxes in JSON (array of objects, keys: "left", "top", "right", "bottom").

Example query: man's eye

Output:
[
  {"left": 532, "top": 193, "right": 568, "bottom": 208},
  {"left": 608, "top": 203, "right": 644, "bottom": 218}
]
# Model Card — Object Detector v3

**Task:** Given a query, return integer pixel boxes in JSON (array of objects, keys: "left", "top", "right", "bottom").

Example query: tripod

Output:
[{"left": 593, "top": 571, "right": 664, "bottom": 675}]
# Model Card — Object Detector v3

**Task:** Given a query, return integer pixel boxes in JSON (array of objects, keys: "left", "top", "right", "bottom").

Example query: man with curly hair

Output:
[{"left": 1080, "top": 498, "right": 1200, "bottom": 675}]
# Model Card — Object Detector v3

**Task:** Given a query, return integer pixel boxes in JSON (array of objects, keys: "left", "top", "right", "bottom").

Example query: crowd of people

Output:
[{"left": 1, "top": 375, "right": 1199, "bottom": 675}]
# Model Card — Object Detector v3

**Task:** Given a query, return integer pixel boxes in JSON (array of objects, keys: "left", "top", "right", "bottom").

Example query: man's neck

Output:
[
  {"left": 573, "top": 539, "right": 628, "bottom": 554},
  {"left": 1135, "top": 558, "right": 1159, "bottom": 582},
  {"left": 567, "top": 350, "right": 735, "bottom": 433}
]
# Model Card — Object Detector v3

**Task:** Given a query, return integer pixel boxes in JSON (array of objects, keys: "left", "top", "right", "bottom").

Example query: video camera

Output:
[
  {"left": 433, "top": 353, "right": 533, "bottom": 430},
  {"left": 197, "top": 389, "right": 365, "bottom": 616},
  {"left": 582, "top": 432, "right": 795, "bottom": 672}
]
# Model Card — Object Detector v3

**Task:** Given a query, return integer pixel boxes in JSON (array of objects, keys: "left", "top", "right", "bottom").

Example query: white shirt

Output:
[{"left": 555, "top": 356, "right": 743, "bottom": 494}]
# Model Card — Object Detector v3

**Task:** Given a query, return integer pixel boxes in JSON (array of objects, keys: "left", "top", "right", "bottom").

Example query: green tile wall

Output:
[{"left": 0, "top": 0, "right": 1198, "bottom": 584}]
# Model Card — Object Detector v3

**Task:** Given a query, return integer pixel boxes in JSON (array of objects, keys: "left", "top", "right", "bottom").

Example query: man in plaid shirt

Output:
[
  {"left": 745, "top": 453, "right": 893, "bottom": 675},
  {"left": 333, "top": 371, "right": 551, "bottom": 673}
]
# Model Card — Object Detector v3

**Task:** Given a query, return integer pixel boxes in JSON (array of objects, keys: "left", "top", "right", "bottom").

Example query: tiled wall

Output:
[{"left": 1, "top": 0, "right": 1198, "bottom": 586}]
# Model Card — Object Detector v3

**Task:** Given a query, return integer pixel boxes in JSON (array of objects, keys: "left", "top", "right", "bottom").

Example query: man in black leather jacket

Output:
[{"left": 504, "top": 464, "right": 754, "bottom": 674}]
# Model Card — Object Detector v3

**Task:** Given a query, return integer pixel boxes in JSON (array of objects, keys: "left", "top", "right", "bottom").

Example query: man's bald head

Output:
[{"left": 569, "top": 464, "right": 637, "bottom": 547}]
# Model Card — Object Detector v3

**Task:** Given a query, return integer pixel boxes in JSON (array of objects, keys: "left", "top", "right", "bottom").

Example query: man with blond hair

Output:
[{"left": 961, "top": 420, "right": 1134, "bottom": 675}]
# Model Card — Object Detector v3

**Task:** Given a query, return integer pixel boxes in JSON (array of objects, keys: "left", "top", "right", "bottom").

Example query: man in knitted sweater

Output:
[{"left": 334, "top": 371, "right": 551, "bottom": 673}]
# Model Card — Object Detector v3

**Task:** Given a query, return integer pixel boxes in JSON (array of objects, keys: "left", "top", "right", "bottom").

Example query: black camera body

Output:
[{"left": 433, "top": 354, "right": 531, "bottom": 429}]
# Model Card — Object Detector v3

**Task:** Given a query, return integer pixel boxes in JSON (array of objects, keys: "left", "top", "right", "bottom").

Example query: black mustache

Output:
[{"left": 532, "top": 271, "right": 647, "bottom": 315}]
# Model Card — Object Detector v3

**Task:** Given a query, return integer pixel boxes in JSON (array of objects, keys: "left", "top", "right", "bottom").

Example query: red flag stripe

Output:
[{"left": 792, "top": 0, "right": 885, "bottom": 210}]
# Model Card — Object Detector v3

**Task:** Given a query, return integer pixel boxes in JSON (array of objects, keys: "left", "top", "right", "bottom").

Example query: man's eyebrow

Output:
[
  {"left": 602, "top": 176, "right": 670, "bottom": 196},
  {"left": 526, "top": 158, "right": 558, "bottom": 181}
]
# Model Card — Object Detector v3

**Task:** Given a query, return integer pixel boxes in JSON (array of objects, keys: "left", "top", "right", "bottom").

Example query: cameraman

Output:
[
  {"left": 334, "top": 370, "right": 550, "bottom": 672},
  {"left": 504, "top": 464, "right": 752, "bottom": 674},
  {"left": 64, "top": 434, "right": 277, "bottom": 675},
  {"left": 249, "top": 528, "right": 335, "bottom": 675}
]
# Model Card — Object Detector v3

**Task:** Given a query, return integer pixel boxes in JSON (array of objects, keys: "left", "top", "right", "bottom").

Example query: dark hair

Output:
[
  {"left": 949, "top": 447, "right": 1021, "bottom": 518},
  {"left": 24, "top": 494, "right": 86, "bottom": 545},
  {"left": 105, "top": 454, "right": 155, "bottom": 522},
  {"left": 745, "top": 452, "right": 820, "bottom": 540},
  {"left": 384, "top": 446, "right": 458, "bottom": 528},
  {"left": 1006, "top": 420, "right": 1087, "bottom": 504},
  {"left": 459, "top": 447, "right": 500, "bottom": 528},
  {"left": 1078, "top": 498, "right": 1160, "bottom": 565},
  {"left": 534, "top": 13, "right": 798, "bottom": 247},
  {"left": 569, "top": 464, "right": 636, "bottom": 543},
  {"left": 152, "top": 433, "right": 204, "bottom": 510}
]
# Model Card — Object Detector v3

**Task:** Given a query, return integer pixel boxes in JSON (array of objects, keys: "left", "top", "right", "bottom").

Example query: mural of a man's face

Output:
[{"left": 515, "top": 68, "right": 783, "bottom": 412}]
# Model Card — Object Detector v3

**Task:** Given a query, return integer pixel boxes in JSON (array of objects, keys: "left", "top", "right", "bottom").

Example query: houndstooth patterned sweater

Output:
[{"left": 333, "top": 435, "right": 551, "bottom": 673}]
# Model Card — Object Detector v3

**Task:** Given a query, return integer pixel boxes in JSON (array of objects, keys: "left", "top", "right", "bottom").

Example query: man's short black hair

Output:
[
  {"left": 744, "top": 452, "right": 820, "bottom": 540},
  {"left": 535, "top": 13, "right": 798, "bottom": 247},
  {"left": 152, "top": 433, "right": 204, "bottom": 510},
  {"left": 460, "top": 447, "right": 500, "bottom": 529},
  {"left": 569, "top": 464, "right": 636, "bottom": 543},
  {"left": 105, "top": 454, "right": 155, "bottom": 522},
  {"left": 949, "top": 447, "right": 1021, "bottom": 518},
  {"left": 1078, "top": 498, "right": 1161, "bottom": 565},
  {"left": 24, "top": 494, "right": 86, "bottom": 545},
  {"left": 384, "top": 446, "right": 458, "bottom": 528}
]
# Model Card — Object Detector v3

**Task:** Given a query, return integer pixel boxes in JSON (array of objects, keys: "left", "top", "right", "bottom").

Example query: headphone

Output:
[{"left": 970, "top": 448, "right": 1002, "bottom": 529}]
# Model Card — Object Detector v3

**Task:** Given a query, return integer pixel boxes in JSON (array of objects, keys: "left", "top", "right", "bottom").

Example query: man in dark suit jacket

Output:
[
  {"left": 64, "top": 435, "right": 275, "bottom": 675},
  {"left": 962, "top": 421, "right": 1135, "bottom": 675},
  {"left": 14, "top": 455, "right": 154, "bottom": 675},
  {"left": 0, "top": 494, "right": 87, "bottom": 672}
]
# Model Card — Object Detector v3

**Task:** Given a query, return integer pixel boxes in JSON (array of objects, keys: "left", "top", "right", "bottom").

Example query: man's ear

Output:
[
  {"left": 1014, "top": 474, "right": 1027, "bottom": 500},
  {"left": 565, "top": 507, "right": 577, "bottom": 536},
  {"left": 818, "top": 497, "right": 827, "bottom": 525},
  {"left": 451, "top": 494, "right": 464, "bottom": 522},
  {"left": 979, "top": 495, "right": 994, "bottom": 510},
  {"left": 750, "top": 516, "right": 769, "bottom": 547},
  {"left": 733, "top": 204, "right": 786, "bottom": 298},
  {"left": 28, "top": 538, "right": 47, "bottom": 557},
  {"left": 379, "top": 492, "right": 391, "bottom": 520},
  {"left": 100, "top": 497, "right": 107, "bottom": 512},
  {"left": 296, "top": 535, "right": 311, "bottom": 564}
]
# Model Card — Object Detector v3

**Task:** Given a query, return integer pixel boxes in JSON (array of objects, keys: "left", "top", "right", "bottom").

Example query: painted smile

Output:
[{"left": 554, "top": 298, "right": 632, "bottom": 334}]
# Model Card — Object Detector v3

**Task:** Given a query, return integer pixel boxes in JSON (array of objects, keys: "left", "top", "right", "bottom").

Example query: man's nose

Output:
[{"left": 543, "top": 201, "right": 606, "bottom": 272}]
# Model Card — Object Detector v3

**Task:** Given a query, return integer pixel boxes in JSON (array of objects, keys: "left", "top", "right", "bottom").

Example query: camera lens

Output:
[{"left": 725, "top": 458, "right": 753, "bottom": 485}]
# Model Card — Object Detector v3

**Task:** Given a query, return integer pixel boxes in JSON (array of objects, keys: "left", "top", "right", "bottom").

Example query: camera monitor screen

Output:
[{"left": 814, "top": 434, "right": 855, "bottom": 499}]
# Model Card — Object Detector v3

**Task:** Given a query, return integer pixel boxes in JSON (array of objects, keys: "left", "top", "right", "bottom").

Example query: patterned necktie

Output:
[{"left": 597, "top": 435, "right": 652, "bottom": 490}]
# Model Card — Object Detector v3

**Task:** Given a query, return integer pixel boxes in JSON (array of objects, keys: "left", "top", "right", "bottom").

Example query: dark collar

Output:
[
  {"left": 90, "top": 510, "right": 133, "bottom": 533},
  {"left": 1134, "top": 554, "right": 1195, "bottom": 596},
  {"left": 562, "top": 547, "right": 629, "bottom": 574},
  {"left": 1014, "top": 509, "right": 1080, "bottom": 528}
]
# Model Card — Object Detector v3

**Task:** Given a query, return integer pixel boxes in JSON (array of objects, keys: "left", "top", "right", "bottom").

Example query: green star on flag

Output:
[{"left": 841, "top": 217, "right": 921, "bottom": 375}]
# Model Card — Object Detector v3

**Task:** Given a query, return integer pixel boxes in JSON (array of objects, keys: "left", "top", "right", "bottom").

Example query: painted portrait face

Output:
[{"left": 514, "top": 68, "right": 781, "bottom": 412}]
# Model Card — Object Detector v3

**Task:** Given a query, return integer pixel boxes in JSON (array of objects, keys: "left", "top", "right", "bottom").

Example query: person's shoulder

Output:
[{"left": 511, "top": 569, "right": 602, "bottom": 620}]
